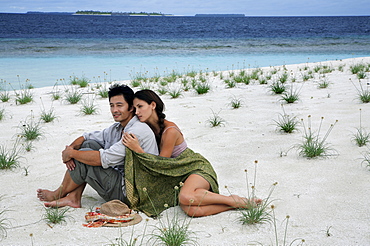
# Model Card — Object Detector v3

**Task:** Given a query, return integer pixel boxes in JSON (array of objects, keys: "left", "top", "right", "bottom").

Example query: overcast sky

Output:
[{"left": 1, "top": 0, "right": 369, "bottom": 16}]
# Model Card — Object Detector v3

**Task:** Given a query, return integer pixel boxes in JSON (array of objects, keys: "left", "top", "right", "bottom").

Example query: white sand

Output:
[{"left": 0, "top": 57, "right": 369, "bottom": 246}]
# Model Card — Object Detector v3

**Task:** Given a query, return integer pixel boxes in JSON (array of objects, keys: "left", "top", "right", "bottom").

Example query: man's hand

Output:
[
  {"left": 62, "top": 145, "right": 74, "bottom": 163},
  {"left": 65, "top": 159, "right": 76, "bottom": 171}
]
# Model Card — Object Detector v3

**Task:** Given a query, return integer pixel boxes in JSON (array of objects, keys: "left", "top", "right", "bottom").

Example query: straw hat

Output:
[
  {"left": 101, "top": 200, "right": 130, "bottom": 216},
  {"left": 99, "top": 200, "right": 142, "bottom": 227}
]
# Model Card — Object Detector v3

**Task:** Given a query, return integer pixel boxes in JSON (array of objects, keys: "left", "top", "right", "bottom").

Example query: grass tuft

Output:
[
  {"left": 51, "top": 82, "right": 62, "bottom": 101},
  {"left": 206, "top": 110, "right": 225, "bottom": 127},
  {"left": 350, "top": 63, "right": 369, "bottom": 74},
  {"left": 0, "top": 108, "right": 5, "bottom": 121},
  {"left": 352, "top": 109, "right": 370, "bottom": 147},
  {"left": 232, "top": 160, "right": 276, "bottom": 225},
  {"left": 70, "top": 76, "right": 90, "bottom": 87},
  {"left": 43, "top": 206, "right": 71, "bottom": 225},
  {"left": 168, "top": 88, "right": 183, "bottom": 99},
  {"left": 97, "top": 84, "right": 109, "bottom": 98},
  {"left": 148, "top": 186, "right": 198, "bottom": 246},
  {"left": 40, "top": 98, "right": 57, "bottom": 123},
  {"left": 318, "top": 77, "right": 330, "bottom": 88},
  {"left": 64, "top": 87, "right": 83, "bottom": 104},
  {"left": 42, "top": 187, "right": 71, "bottom": 225},
  {"left": 278, "top": 72, "right": 289, "bottom": 83},
  {"left": 23, "top": 141, "right": 35, "bottom": 152},
  {"left": 12, "top": 77, "right": 34, "bottom": 105},
  {"left": 353, "top": 128, "right": 370, "bottom": 147},
  {"left": 297, "top": 115, "right": 338, "bottom": 158},
  {"left": 107, "top": 221, "right": 148, "bottom": 246},
  {"left": 0, "top": 92, "right": 10, "bottom": 102},
  {"left": 40, "top": 108, "right": 57, "bottom": 123},
  {"left": 229, "top": 96, "right": 243, "bottom": 109},
  {"left": 270, "top": 82, "right": 286, "bottom": 94},
  {"left": 270, "top": 209, "right": 306, "bottom": 246},
  {"left": 350, "top": 79, "right": 370, "bottom": 103},
  {"left": 0, "top": 138, "right": 22, "bottom": 170},
  {"left": 0, "top": 196, "right": 11, "bottom": 241},
  {"left": 274, "top": 106, "right": 299, "bottom": 133},
  {"left": 157, "top": 87, "right": 168, "bottom": 96},
  {"left": 15, "top": 88, "right": 33, "bottom": 105},
  {"left": 280, "top": 85, "right": 301, "bottom": 104},
  {"left": 19, "top": 112, "right": 43, "bottom": 141},
  {"left": 80, "top": 97, "right": 99, "bottom": 115},
  {"left": 0, "top": 80, "right": 10, "bottom": 102},
  {"left": 224, "top": 79, "right": 236, "bottom": 88},
  {"left": 194, "top": 82, "right": 211, "bottom": 95},
  {"left": 362, "top": 151, "right": 370, "bottom": 169}
]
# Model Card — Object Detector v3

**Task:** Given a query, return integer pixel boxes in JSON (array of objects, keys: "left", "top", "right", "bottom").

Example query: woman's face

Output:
[{"left": 133, "top": 98, "right": 156, "bottom": 122}]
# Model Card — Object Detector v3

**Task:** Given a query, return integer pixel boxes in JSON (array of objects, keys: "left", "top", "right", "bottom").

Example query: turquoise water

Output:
[
  {"left": 1, "top": 14, "right": 369, "bottom": 89},
  {"left": 1, "top": 53, "right": 366, "bottom": 89}
]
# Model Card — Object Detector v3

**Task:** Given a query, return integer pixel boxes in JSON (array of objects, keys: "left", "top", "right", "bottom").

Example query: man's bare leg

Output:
[
  {"left": 44, "top": 183, "right": 85, "bottom": 208},
  {"left": 37, "top": 170, "right": 81, "bottom": 202}
]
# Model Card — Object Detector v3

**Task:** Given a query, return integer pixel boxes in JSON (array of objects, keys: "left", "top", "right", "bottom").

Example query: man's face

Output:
[{"left": 109, "top": 95, "right": 133, "bottom": 126}]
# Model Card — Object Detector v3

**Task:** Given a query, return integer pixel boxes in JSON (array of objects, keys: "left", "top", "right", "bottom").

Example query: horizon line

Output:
[{"left": 0, "top": 12, "right": 369, "bottom": 17}]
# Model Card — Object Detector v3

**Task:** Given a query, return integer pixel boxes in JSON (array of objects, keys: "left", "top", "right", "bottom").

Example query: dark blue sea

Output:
[{"left": 1, "top": 13, "right": 369, "bottom": 88}]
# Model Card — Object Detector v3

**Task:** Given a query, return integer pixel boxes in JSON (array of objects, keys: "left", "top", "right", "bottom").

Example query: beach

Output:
[{"left": 0, "top": 57, "right": 369, "bottom": 245}]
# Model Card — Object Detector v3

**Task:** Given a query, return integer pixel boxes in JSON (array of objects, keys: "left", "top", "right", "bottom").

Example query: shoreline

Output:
[
  {"left": 1, "top": 57, "right": 370, "bottom": 245},
  {"left": 2, "top": 55, "right": 370, "bottom": 90}
]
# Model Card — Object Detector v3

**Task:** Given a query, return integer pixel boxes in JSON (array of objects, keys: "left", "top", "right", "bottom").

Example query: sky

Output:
[{"left": 0, "top": 0, "right": 369, "bottom": 16}]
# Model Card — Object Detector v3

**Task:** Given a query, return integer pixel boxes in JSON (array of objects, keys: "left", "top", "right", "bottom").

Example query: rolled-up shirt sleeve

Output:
[
  {"left": 93, "top": 117, "right": 157, "bottom": 169},
  {"left": 82, "top": 129, "right": 108, "bottom": 148},
  {"left": 99, "top": 141, "right": 126, "bottom": 169}
]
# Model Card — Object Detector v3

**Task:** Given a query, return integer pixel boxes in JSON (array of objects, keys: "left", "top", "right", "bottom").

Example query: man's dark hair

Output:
[{"left": 108, "top": 84, "right": 135, "bottom": 109}]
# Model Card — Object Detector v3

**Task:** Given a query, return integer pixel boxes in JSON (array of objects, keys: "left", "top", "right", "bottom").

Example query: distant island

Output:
[
  {"left": 25, "top": 11, "right": 246, "bottom": 17},
  {"left": 26, "top": 11, "right": 174, "bottom": 16},
  {"left": 74, "top": 10, "right": 173, "bottom": 16}
]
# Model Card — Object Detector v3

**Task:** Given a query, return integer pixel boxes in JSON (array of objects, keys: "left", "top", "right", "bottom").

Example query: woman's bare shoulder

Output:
[
  {"left": 163, "top": 120, "right": 182, "bottom": 135},
  {"left": 164, "top": 120, "right": 178, "bottom": 128}
]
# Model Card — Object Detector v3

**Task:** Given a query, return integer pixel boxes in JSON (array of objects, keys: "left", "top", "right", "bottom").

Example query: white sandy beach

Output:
[{"left": 0, "top": 57, "right": 369, "bottom": 246}]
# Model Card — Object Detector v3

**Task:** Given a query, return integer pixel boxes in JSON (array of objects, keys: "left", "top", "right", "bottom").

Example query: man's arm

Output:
[
  {"left": 68, "top": 136, "right": 85, "bottom": 150},
  {"left": 62, "top": 145, "right": 101, "bottom": 166},
  {"left": 99, "top": 120, "right": 158, "bottom": 169}
]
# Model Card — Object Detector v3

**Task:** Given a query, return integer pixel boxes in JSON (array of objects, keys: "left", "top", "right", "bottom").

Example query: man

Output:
[{"left": 37, "top": 84, "right": 158, "bottom": 207}]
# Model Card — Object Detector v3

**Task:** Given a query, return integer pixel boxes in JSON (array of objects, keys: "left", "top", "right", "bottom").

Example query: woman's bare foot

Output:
[
  {"left": 230, "top": 195, "right": 262, "bottom": 209},
  {"left": 44, "top": 195, "right": 81, "bottom": 208},
  {"left": 37, "top": 189, "right": 61, "bottom": 202}
]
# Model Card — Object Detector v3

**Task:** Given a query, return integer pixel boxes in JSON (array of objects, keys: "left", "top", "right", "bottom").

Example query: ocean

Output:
[{"left": 0, "top": 13, "right": 369, "bottom": 88}]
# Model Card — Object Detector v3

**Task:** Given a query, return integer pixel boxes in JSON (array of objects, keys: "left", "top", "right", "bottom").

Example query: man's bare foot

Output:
[
  {"left": 37, "top": 189, "right": 60, "bottom": 202},
  {"left": 44, "top": 195, "right": 81, "bottom": 208}
]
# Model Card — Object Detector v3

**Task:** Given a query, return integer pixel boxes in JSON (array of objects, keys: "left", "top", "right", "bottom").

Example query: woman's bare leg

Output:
[{"left": 179, "top": 174, "right": 261, "bottom": 217}]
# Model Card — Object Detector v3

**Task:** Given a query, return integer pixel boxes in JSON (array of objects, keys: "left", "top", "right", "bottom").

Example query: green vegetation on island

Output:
[{"left": 75, "top": 10, "right": 172, "bottom": 16}]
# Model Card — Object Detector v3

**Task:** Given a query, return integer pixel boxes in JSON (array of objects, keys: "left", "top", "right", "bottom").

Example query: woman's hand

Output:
[{"left": 122, "top": 132, "right": 144, "bottom": 153}]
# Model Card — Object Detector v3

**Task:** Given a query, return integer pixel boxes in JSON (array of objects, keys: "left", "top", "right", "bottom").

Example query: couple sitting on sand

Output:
[{"left": 37, "top": 84, "right": 260, "bottom": 217}]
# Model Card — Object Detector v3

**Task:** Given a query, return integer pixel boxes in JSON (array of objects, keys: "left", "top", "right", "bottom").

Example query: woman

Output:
[{"left": 122, "top": 89, "right": 261, "bottom": 217}]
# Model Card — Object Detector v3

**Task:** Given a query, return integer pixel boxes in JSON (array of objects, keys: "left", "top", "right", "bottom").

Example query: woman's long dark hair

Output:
[{"left": 134, "top": 90, "right": 166, "bottom": 147}]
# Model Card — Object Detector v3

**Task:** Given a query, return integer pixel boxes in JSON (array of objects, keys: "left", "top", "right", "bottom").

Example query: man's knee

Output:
[
  {"left": 80, "top": 140, "right": 103, "bottom": 150},
  {"left": 69, "top": 160, "right": 89, "bottom": 185}
]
